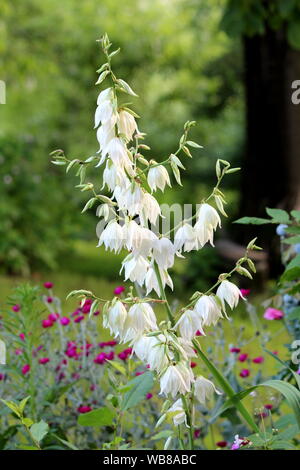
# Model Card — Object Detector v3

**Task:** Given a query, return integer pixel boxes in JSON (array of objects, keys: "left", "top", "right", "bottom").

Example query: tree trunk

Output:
[{"left": 238, "top": 25, "right": 300, "bottom": 275}]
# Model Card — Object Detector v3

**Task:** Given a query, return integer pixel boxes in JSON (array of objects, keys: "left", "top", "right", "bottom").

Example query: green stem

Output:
[
  {"left": 153, "top": 262, "right": 175, "bottom": 326},
  {"left": 193, "top": 339, "right": 259, "bottom": 433},
  {"left": 181, "top": 395, "right": 194, "bottom": 450}
]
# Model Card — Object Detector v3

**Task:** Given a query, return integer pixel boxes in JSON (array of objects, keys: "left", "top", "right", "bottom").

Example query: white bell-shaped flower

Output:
[
  {"left": 194, "top": 203, "right": 221, "bottom": 247},
  {"left": 104, "top": 301, "right": 127, "bottom": 339},
  {"left": 194, "top": 375, "right": 222, "bottom": 405},
  {"left": 105, "top": 137, "right": 133, "bottom": 170},
  {"left": 121, "top": 254, "right": 150, "bottom": 286},
  {"left": 216, "top": 280, "right": 243, "bottom": 310},
  {"left": 97, "top": 220, "right": 125, "bottom": 253},
  {"left": 174, "top": 223, "right": 197, "bottom": 252},
  {"left": 117, "top": 110, "right": 137, "bottom": 141},
  {"left": 147, "top": 335, "right": 170, "bottom": 371},
  {"left": 140, "top": 193, "right": 161, "bottom": 225},
  {"left": 152, "top": 237, "right": 175, "bottom": 270},
  {"left": 121, "top": 184, "right": 144, "bottom": 216},
  {"left": 126, "top": 303, "right": 158, "bottom": 334},
  {"left": 147, "top": 165, "right": 171, "bottom": 192},
  {"left": 145, "top": 266, "right": 173, "bottom": 296},
  {"left": 174, "top": 309, "right": 205, "bottom": 340},
  {"left": 194, "top": 295, "right": 223, "bottom": 327}
]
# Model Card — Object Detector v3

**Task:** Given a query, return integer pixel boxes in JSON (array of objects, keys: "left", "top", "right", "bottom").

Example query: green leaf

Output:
[
  {"left": 30, "top": 420, "right": 49, "bottom": 443},
  {"left": 151, "top": 430, "right": 173, "bottom": 440},
  {"left": 52, "top": 434, "right": 79, "bottom": 450},
  {"left": 77, "top": 407, "right": 115, "bottom": 427},
  {"left": 19, "top": 396, "right": 31, "bottom": 414},
  {"left": 121, "top": 371, "right": 154, "bottom": 411},
  {"left": 266, "top": 208, "right": 290, "bottom": 223},
  {"left": 283, "top": 235, "right": 300, "bottom": 245},
  {"left": 286, "top": 254, "right": 300, "bottom": 270},
  {"left": 291, "top": 210, "right": 300, "bottom": 221},
  {"left": 216, "top": 380, "right": 300, "bottom": 429},
  {"left": 0, "top": 399, "right": 21, "bottom": 418},
  {"left": 280, "top": 266, "right": 300, "bottom": 283},
  {"left": 234, "top": 217, "right": 271, "bottom": 225},
  {"left": 107, "top": 360, "right": 126, "bottom": 375}
]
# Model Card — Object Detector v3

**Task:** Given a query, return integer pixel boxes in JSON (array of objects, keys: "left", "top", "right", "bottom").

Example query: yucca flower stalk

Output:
[{"left": 52, "top": 34, "right": 261, "bottom": 449}]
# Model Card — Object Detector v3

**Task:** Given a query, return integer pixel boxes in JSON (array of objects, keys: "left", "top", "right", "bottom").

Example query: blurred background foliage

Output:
[{"left": 1, "top": 0, "right": 299, "bottom": 295}]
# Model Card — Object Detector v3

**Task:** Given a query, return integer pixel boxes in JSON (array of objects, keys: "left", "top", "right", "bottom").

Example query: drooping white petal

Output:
[
  {"left": 194, "top": 295, "right": 223, "bottom": 327},
  {"left": 194, "top": 375, "right": 222, "bottom": 405}
]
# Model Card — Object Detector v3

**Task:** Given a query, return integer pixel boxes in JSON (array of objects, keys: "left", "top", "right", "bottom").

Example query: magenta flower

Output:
[
  {"left": 252, "top": 356, "right": 264, "bottom": 364},
  {"left": 240, "top": 288, "right": 251, "bottom": 297},
  {"left": 44, "top": 282, "right": 53, "bottom": 289},
  {"left": 90, "top": 384, "right": 97, "bottom": 391},
  {"left": 82, "top": 299, "right": 92, "bottom": 314},
  {"left": 146, "top": 393, "right": 153, "bottom": 400},
  {"left": 0, "top": 373, "right": 5, "bottom": 381},
  {"left": 22, "top": 364, "right": 30, "bottom": 375},
  {"left": 12, "top": 304, "right": 21, "bottom": 312},
  {"left": 135, "top": 371, "right": 144, "bottom": 376},
  {"left": 39, "top": 357, "right": 50, "bottom": 365},
  {"left": 190, "top": 361, "right": 197, "bottom": 368},
  {"left": 238, "top": 353, "right": 248, "bottom": 362},
  {"left": 239, "top": 369, "right": 250, "bottom": 378},
  {"left": 263, "top": 308, "right": 284, "bottom": 320},
  {"left": 60, "top": 317, "right": 70, "bottom": 326},
  {"left": 195, "top": 330, "right": 203, "bottom": 336},
  {"left": 42, "top": 319, "right": 54, "bottom": 328},
  {"left": 230, "top": 347, "right": 241, "bottom": 353},
  {"left": 93, "top": 353, "right": 107, "bottom": 365},
  {"left": 194, "top": 429, "right": 201, "bottom": 439},
  {"left": 46, "top": 296, "right": 53, "bottom": 303},
  {"left": 19, "top": 333, "right": 25, "bottom": 341},
  {"left": 77, "top": 405, "right": 92, "bottom": 414},
  {"left": 48, "top": 313, "right": 59, "bottom": 322},
  {"left": 114, "top": 285, "right": 125, "bottom": 295}
]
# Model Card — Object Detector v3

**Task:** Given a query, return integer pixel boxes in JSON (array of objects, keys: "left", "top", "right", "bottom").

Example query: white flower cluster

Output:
[{"left": 92, "top": 42, "right": 245, "bottom": 415}]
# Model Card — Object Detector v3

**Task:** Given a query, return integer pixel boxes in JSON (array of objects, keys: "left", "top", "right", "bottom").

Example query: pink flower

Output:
[
  {"left": 195, "top": 330, "right": 203, "bottom": 336},
  {"left": 12, "top": 304, "right": 21, "bottom": 312},
  {"left": 77, "top": 405, "right": 92, "bottom": 414},
  {"left": 15, "top": 348, "right": 23, "bottom": 355},
  {"left": 146, "top": 393, "right": 153, "bottom": 400},
  {"left": 190, "top": 362, "right": 197, "bottom": 368},
  {"left": 230, "top": 347, "right": 241, "bottom": 353},
  {"left": 44, "top": 282, "right": 53, "bottom": 289},
  {"left": 114, "top": 285, "right": 125, "bottom": 295},
  {"left": 194, "top": 429, "right": 201, "bottom": 439},
  {"left": 22, "top": 364, "right": 30, "bottom": 375},
  {"left": 0, "top": 373, "right": 5, "bottom": 381},
  {"left": 90, "top": 384, "right": 97, "bottom": 391},
  {"left": 99, "top": 340, "right": 117, "bottom": 348},
  {"left": 42, "top": 319, "right": 54, "bottom": 328},
  {"left": 238, "top": 353, "right": 248, "bottom": 362},
  {"left": 19, "top": 333, "right": 25, "bottom": 341},
  {"left": 60, "top": 317, "right": 70, "bottom": 326},
  {"left": 239, "top": 369, "right": 250, "bottom": 378},
  {"left": 240, "top": 289, "right": 251, "bottom": 297},
  {"left": 263, "top": 308, "right": 284, "bottom": 320},
  {"left": 46, "top": 296, "right": 53, "bottom": 303},
  {"left": 39, "top": 357, "right": 50, "bottom": 365},
  {"left": 135, "top": 371, "right": 144, "bottom": 376},
  {"left": 74, "top": 315, "right": 84, "bottom": 323},
  {"left": 48, "top": 313, "right": 59, "bottom": 322},
  {"left": 252, "top": 356, "right": 264, "bottom": 364}
]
